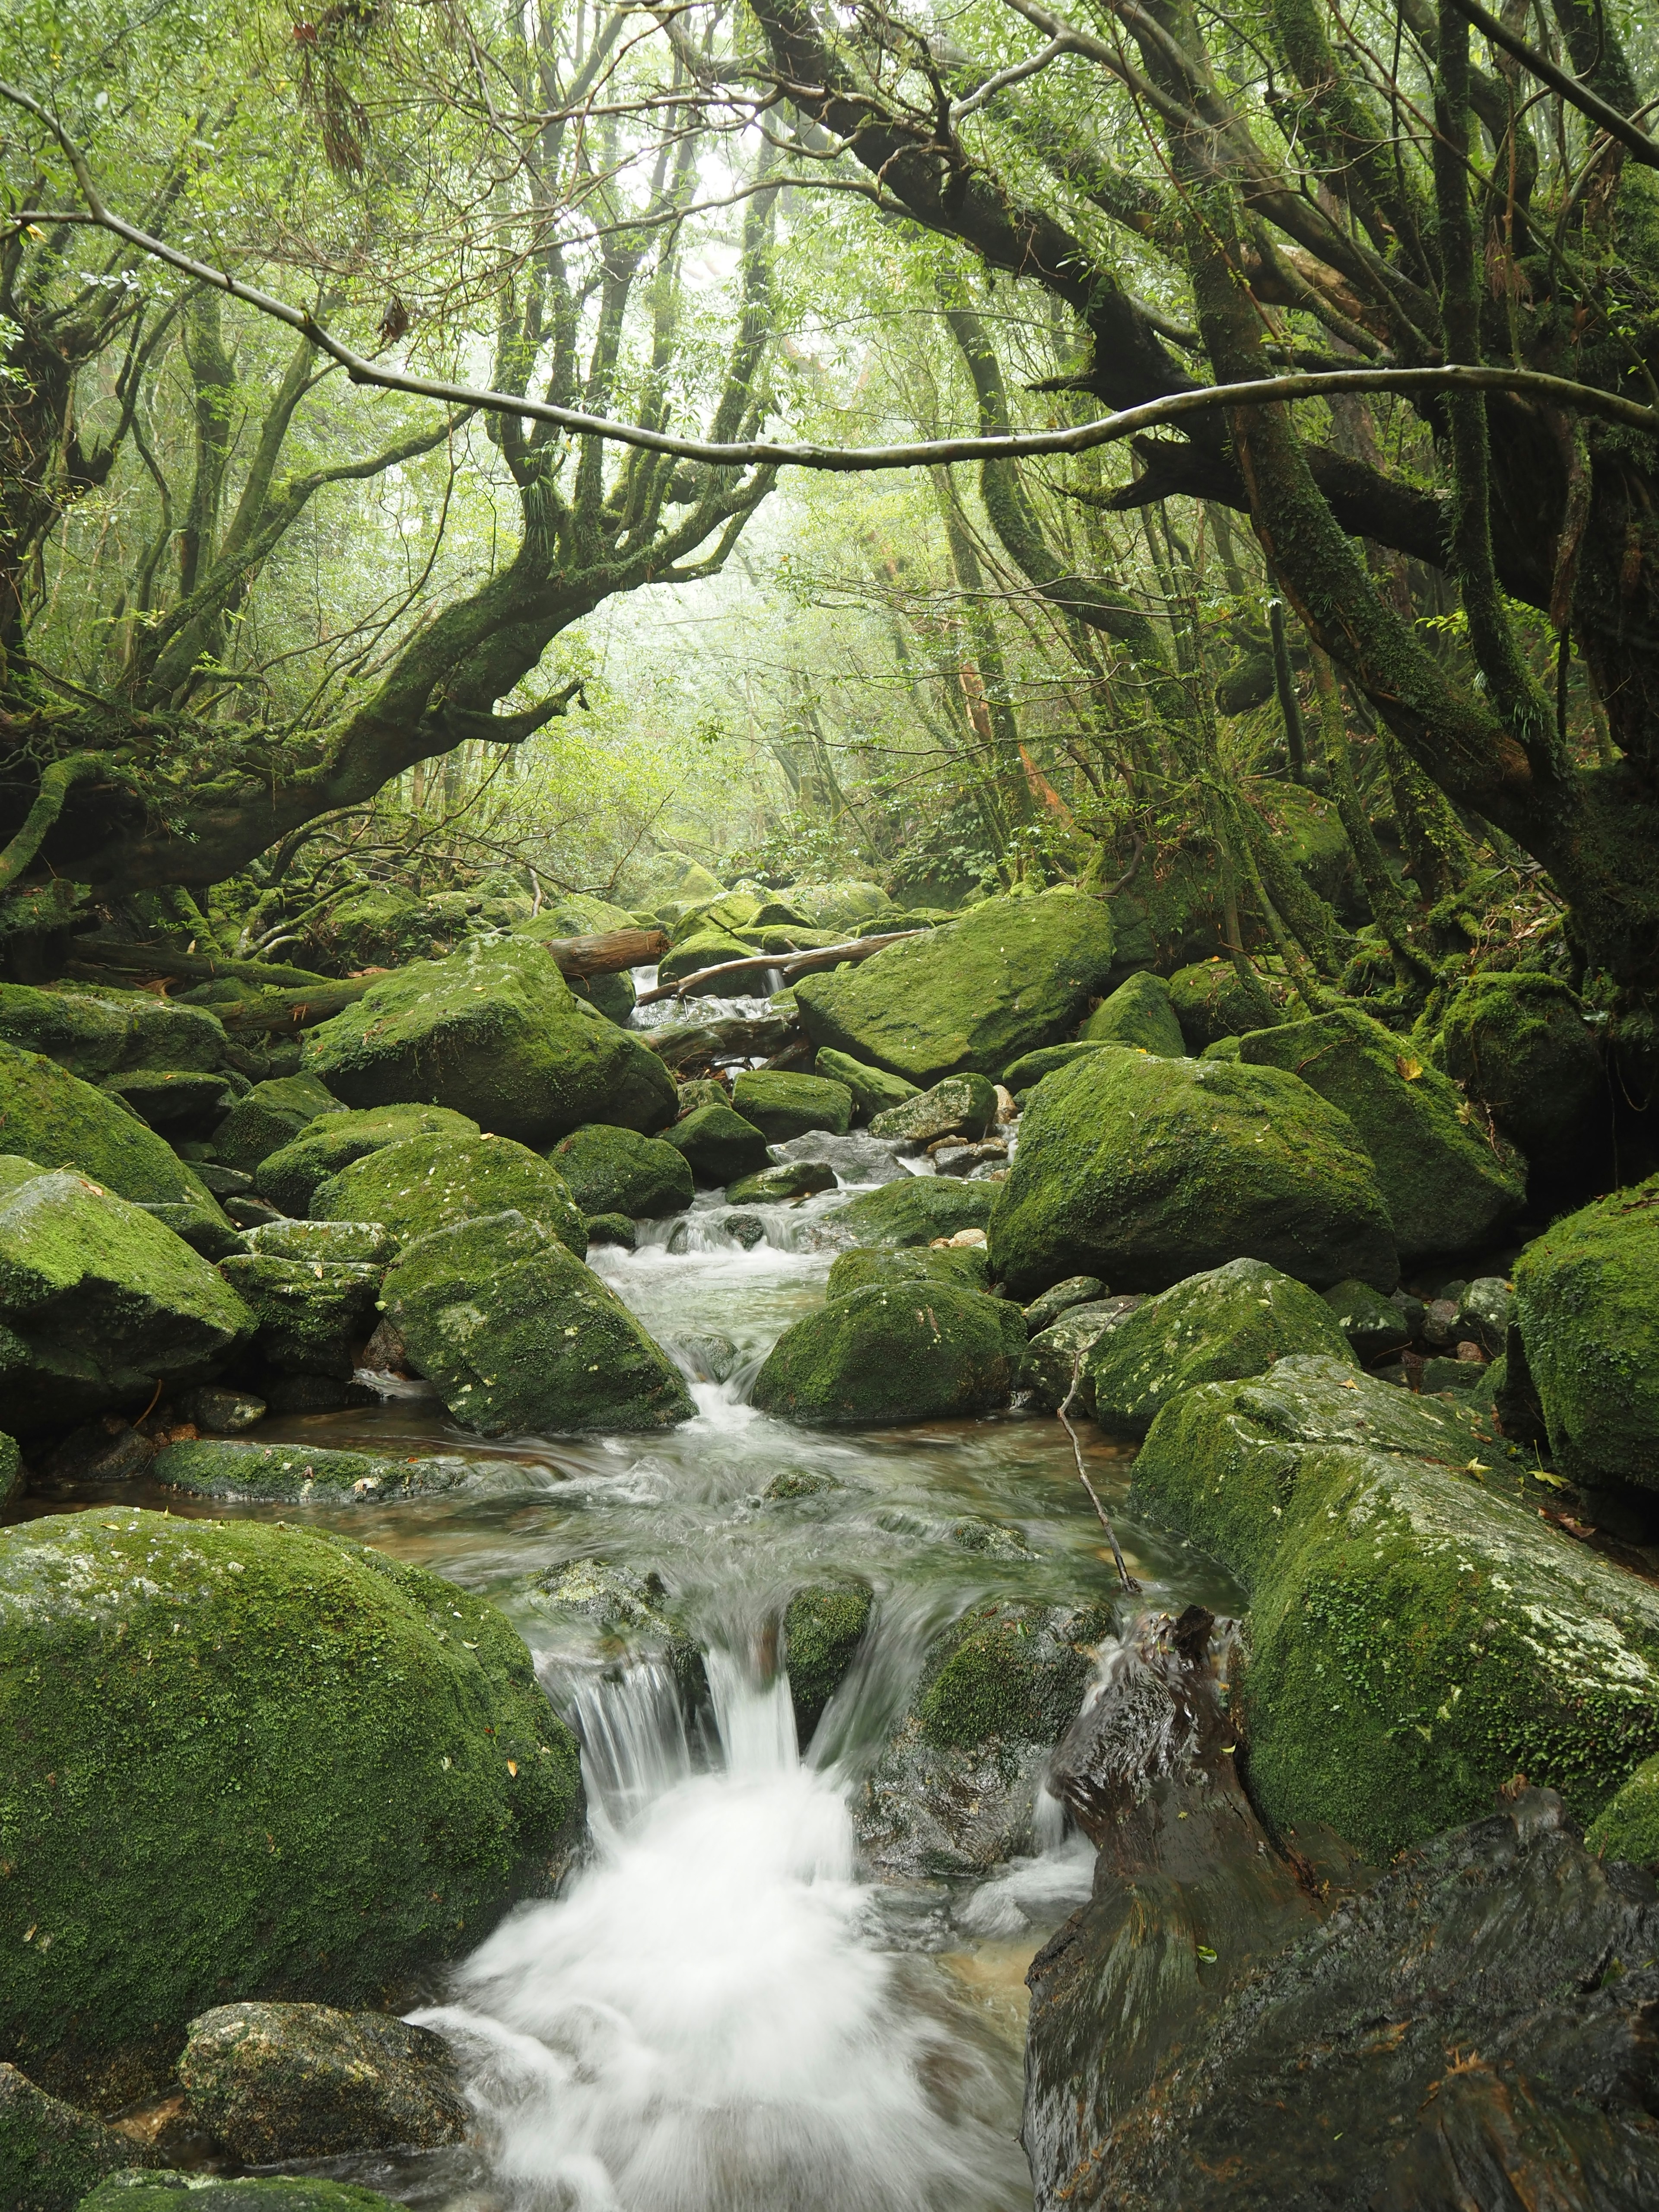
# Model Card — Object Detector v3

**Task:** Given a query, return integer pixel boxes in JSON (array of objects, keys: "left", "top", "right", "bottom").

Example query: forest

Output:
[{"left": 4, "top": 0, "right": 1659, "bottom": 2203}]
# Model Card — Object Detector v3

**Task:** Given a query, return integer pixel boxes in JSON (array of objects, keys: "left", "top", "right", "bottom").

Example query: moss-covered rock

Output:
[
  {"left": 513, "top": 891, "right": 642, "bottom": 1023},
  {"left": 1082, "top": 971, "right": 1185, "bottom": 1056},
  {"left": 1001, "top": 1040, "right": 1120, "bottom": 1096},
  {"left": 987, "top": 1050, "right": 1397, "bottom": 1300},
  {"left": 152, "top": 1440, "right": 470, "bottom": 1503},
  {"left": 0, "top": 1432, "right": 20, "bottom": 1506},
  {"left": 310, "top": 1132, "right": 588, "bottom": 1259},
  {"left": 1023, "top": 1274, "right": 1106, "bottom": 1330},
  {"left": 1085, "top": 1258, "right": 1356, "bottom": 1437},
  {"left": 545, "top": 1124, "right": 693, "bottom": 1220},
  {"left": 795, "top": 891, "right": 1116, "bottom": 1086},
  {"left": 0, "top": 1046, "right": 230, "bottom": 1241},
  {"left": 783, "top": 879, "right": 892, "bottom": 932},
  {"left": 1321, "top": 1278, "right": 1412, "bottom": 1361},
  {"left": 812, "top": 1048, "right": 918, "bottom": 1120},
  {"left": 0, "top": 2063, "right": 145, "bottom": 2212},
  {"left": 1438, "top": 969, "right": 1604, "bottom": 1155},
  {"left": 1239, "top": 1007, "right": 1525, "bottom": 1264},
  {"left": 659, "top": 1102, "right": 769, "bottom": 1186},
  {"left": 822, "top": 1176, "right": 995, "bottom": 1248},
  {"left": 239, "top": 1220, "right": 397, "bottom": 1266},
  {"left": 0, "top": 1163, "right": 252, "bottom": 1439},
  {"left": 211, "top": 1076, "right": 343, "bottom": 1173},
  {"left": 302, "top": 938, "right": 673, "bottom": 1144},
  {"left": 1511, "top": 1177, "right": 1659, "bottom": 1489},
  {"left": 1129, "top": 1355, "right": 1659, "bottom": 1856},
  {"left": 254, "top": 1106, "right": 478, "bottom": 1217},
  {"left": 825, "top": 1243, "right": 991, "bottom": 1299},
  {"left": 868, "top": 1074, "right": 997, "bottom": 1145},
  {"left": 211, "top": 1252, "right": 381, "bottom": 1379},
  {"left": 0, "top": 987, "right": 232, "bottom": 1080},
  {"left": 79, "top": 2171, "right": 404, "bottom": 2209},
  {"left": 725, "top": 1159, "right": 836, "bottom": 1204},
  {"left": 783, "top": 1584, "right": 873, "bottom": 1746},
  {"left": 656, "top": 926, "right": 755, "bottom": 990},
  {"left": 383, "top": 1211, "right": 693, "bottom": 1434},
  {"left": 752, "top": 1279, "right": 1024, "bottom": 1426},
  {"left": 1584, "top": 1750, "right": 1659, "bottom": 1864},
  {"left": 98, "top": 1071, "right": 239, "bottom": 1142},
  {"left": 1166, "top": 959, "right": 1280, "bottom": 1052},
  {"left": 0, "top": 1511, "right": 582, "bottom": 2100},
  {"left": 1019, "top": 1298, "right": 1141, "bottom": 1412},
  {"left": 730, "top": 1070, "right": 852, "bottom": 1141}
]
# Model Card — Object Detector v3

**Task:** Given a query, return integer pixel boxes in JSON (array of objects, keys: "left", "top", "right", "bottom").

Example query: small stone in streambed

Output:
[
  {"left": 191, "top": 1162, "right": 254, "bottom": 1198},
  {"left": 753, "top": 1279, "right": 1025, "bottom": 1427},
  {"left": 761, "top": 1469, "right": 843, "bottom": 1503},
  {"left": 153, "top": 1438, "right": 471, "bottom": 1503},
  {"left": 822, "top": 1176, "right": 995, "bottom": 1249},
  {"left": 1322, "top": 1277, "right": 1412, "bottom": 1362},
  {"left": 725, "top": 1158, "right": 837, "bottom": 1204},
  {"left": 722, "top": 1211, "right": 767, "bottom": 1249},
  {"left": 0, "top": 2059, "right": 149, "bottom": 2212},
  {"left": 586, "top": 1211, "right": 638, "bottom": 1249},
  {"left": 661, "top": 1101, "right": 769, "bottom": 1186},
  {"left": 1019, "top": 1298, "right": 1142, "bottom": 1412},
  {"left": 948, "top": 1516, "right": 1040, "bottom": 1559},
  {"left": 1422, "top": 1295, "right": 1462, "bottom": 1345},
  {"left": 1419, "top": 1353, "right": 1487, "bottom": 1394},
  {"left": 931, "top": 1140, "right": 1007, "bottom": 1177},
  {"left": 1456, "top": 1274, "right": 1513, "bottom": 1356},
  {"left": 1023, "top": 1276, "right": 1106, "bottom": 1332},
  {"left": 176, "top": 2000, "right": 468, "bottom": 2165},
  {"left": 1390, "top": 1286, "right": 1427, "bottom": 1336},
  {"left": 869, "top": 1073, "right": 997, "bottom": 1146},
  {"left": 664, "top": 1330, "right": 741, "bottom": 1382},
  {"left": 172, "top": 1384, "right": 267, "bottom": 1434},
  {"left": 731, "top": 1069, "right": 853, "bottom": 1141},
  {"left": 783, "top": 1582, "right": 873, "bottom": 1746},
  {"left": 530, "top": 1557, "right": 671, "bottom": 1633},
  {"left": 38, "top": 1418, "right": 156, "bottom": 1487}
]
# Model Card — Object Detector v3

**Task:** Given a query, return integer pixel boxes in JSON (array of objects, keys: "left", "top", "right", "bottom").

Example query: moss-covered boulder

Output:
[
  {"left": 302, "top": 938, "right": 674, "bottom": 1144},
  {"left": 868, "top": 1073, "right": 997, "bottom": 1145},
  {"left": 513, "top": 891, "right": 642, "bottom": 1023},
  {"left": 79, "top": 2171, "right": 405, "bottom": 2209},
  {"left": 545, "top": 1124, "right": 693, "bottom": 1220},
  {"left": 0, "top": 987, "right": 232, "bottom": 1081},
  {"left": 812, "top": 1048, "right": 918, "bottom": 1120},
  {"left": 0, "top": 1162, "right": 252, "bottom": 1439},
  {"left": 1584, "top": 1750, "right": 1659, "bottom": 1864},
  {"left": 152, "top": 1440, "right": 470, "bottom": 1503},
  {"left": 1511, "top": 1177, "right": 1659, "bottom": 1490},
  {"left": 656, "top": 926, "right": 755, "bottom": 990},
  {"left": 1023, "top": 1274, "right": 1106, "bottom": 1329},
  {"left": 730, "top": 1070, "right": 852, "bottom": 1141},
  {"left": 1239, "top": 1007, "right": 1525, "bottom": 1264},
  {"left": 0, "top": 2063, "right": 146, "bottom": 2212},
  {"left": 211, "top": 1075, "right": 342, "bottom": 1173},
  {"left": 988, "top": 1050, "right": 1397, "bottom": 1300},
  {"left": 659, "top": 1102, "right": 769, "bottom": 1186},
  {"left": 310, "top": 1132, "right": 587, "bottom": 1259},
  {"left": 239, "top": 1220, "right": 396, "bottom": 1265},
  {"left": 0, "top": 1432, "right": 20, "bottom": 1506},
  {"left": 0, "top": 1511, "right": 582, "bottom": 2100},
  {"left": 825, "top": 1243, "right": 991, "bottom": 1299},
  {"left": 1129, "top": 1355, "right": 1659, "bottom": 1857},
  {"left": 254, "top": 1105, "right": 478, "bottom": 1217},
  {"left": 1438, "top": 969, "right": 1604, "bottom": 1156},
  {"left": 822, "top": 1176, "right": 995, "bottom": 1248},
  {"left": 1001, "top": 1040, "right": 1119, "bottom": 1096},
  {"left": 383, "top": 1211, "right": 693, "bottom": 1434},
  {"left": 725, "top": 1159, "right": 836, "bottom": 1204},
  {"left": 0, "top": 1046, "right": 230, "bottom": 1242},
  {"left": 1166, "top": 959, "right": 1280, "bottom": 1052},
  {"left": 1322, "top": 1277, "right": 1412, "bottom": 1362},
  {"left": 783, "top": 1583, "right": 874, "bottom": 1746},
  {"left": 215, "top": 1254, "right": 381, "bottom": 1379},
  {"left": 1085, "top": 1258, "right": 1355, "bottom": 1437},
  {"left": 1082, "top": 971, "right": 1185, "bottom": 1056},
  {"left": 752, "top": 1279, "right": 1024, "bottom": 1426},
  {"left": 784, "top": 879, "right": 892, "bottom": 932},
  {"left": 1019, "top": 1298, "right": 1141, "bottom": 1412},
  {"left": 795, "top": 890, "right": 1115, "bottom": 1086}
]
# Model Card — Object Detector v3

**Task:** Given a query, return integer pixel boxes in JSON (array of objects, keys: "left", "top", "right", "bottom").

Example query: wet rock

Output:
[
  {"left": 730, "top": 1070, "right": 852, "bottom": 1141},
  {"left": 796, "top": 890, "right": 1116, "bottom": 1087},
  {"left": 1166, "top": 958, "right": 1279, "bottom": 1052},
  {"left": 1240, "top": 1007, "right": 1526, "bottom": 1264},
  {"left": 812, "top": 1047, "right": 918, "bottom": 1120},
  {"left": 0, "top": 1160, "right": 253, "bottom": 1440},
  {"left": 586, "top": 1211, "right": 637, "bottom": 1249},
  {"left": 1420, "top": 1352, "right": 1487, "bottom": 1393},
  {"left": 821, "top": 1176, "right": 995, "bottom": 1248},
  {"left": 240, "top": 1219, "right": 396, "bottom": 1266},
  {"left": 755, "top": 1277, "right": 1027, "bottom": 1427},
  {"left": 1439, "top": 967, "right": 1605, "bottom": 1157},
  {"left": 383, "top": 1209, "right": 693, "bottom": 1435},
  {"left": 783, "top": 1583, "right": 874, "bottom": 1745},
  {"left": 1024, "top": 1275, "right": 1106, "bottom": 1331},
  {"left": 725, "top": 1158, "right": 836, "bottom": 1204},
  {"left": 932, "top": 1140, "right": 1007, "bottom": 1176},
  {"left": 1087, "top": 1258, "right": 1356, "bottom": 1437},
  {"left": 261, "top": 1374, "right": 370, "bottom": 1415},
  {"left": 869, "top": 1074, "right": 998, "bottom": 1146},
  {"left": 1130, "top": 1354, "right": 1659, "bottom": 1856},
  {"left": 530, "top": 1557, "right": 672, "bottom": 1633},
  {"left": 656, "top": 922, "right": 755, "bottom": 990},
  {"left": 191, "top": 1164, "right": 253, "bottom": 1198},
  {"left": 209, "top": 1074, "right": 343, "bottom": 1173},
  {"left": 37, "top": 1417, "right": 157, "bottom": 1487},
  {"left": 948, "top": 1516, "right": 1040, "bottom": 1558},
  {"left": 1082, "top": 970, "right": 1185, "bottom": 1056},
  {"left": 254, "top": 1105, "right": 479, "bottom": 1217},
  {"left": 988, "top": 1049, "right": 1397, "bottom": 1300},
  {"left": 77, "top": 2174, "right": 405, "bottom": 2209},
  {"left": 152, "top": 1438, "right": 470, "bottom": 1502},
  {"left": 856, "top": 1599, "right": 1113, "bottom": 1877},
  {"left": 826, "top": 1243, "right": 991, "bottom": 1299},
  {"left": 217, "top": 1255, "right": 381, "bottom": 1379},
  {"left": 661, "top": 1102, "right": 769, "bottom": 1187},
  {"left": 172, "top": 1385, "right": 265, "bottom": 1434},
  {"left": 1001, "top": 1040, "right": 1120, "bottom": 1098},
  {"left": 0, "top": 1510, "right": 582, "bottom": 2103},
  {"left": 0, "top": 984, "right": 234, "bottom": 1081},
  {"left": 1587, "top": 1749, "right": 1659, "bottom": 1865},
  {"left": 1321, "top": 1276, "right": 1411, "bottom": 1361},
  {"left": 1456, "top": 1273, "right": 1512, "bottom": 1354},
  {"left": 546, "top": 1124, "right": 693, "bottom": 1220},
  {"left": 176, "top": 2001, "right": 468, "bottom": 2163},
  {"left": 1019, "top": 1298, "right": 1142, "bottom": 1412},
  {"left": 661, "top": 1329, "right": 740, "bottom": 1382},
  {"left": 1513, "top": 1179, "right": 1659, "bottom": 1490},
  {"left": 674, "top": 1077, "right": 729, "bottom": 1116},
  {"left": 760, "top": 1468, "right": 842, "bottom": 1503},
  {"left": 721, "top": 1212, "right": 767, "bottom": 1249},
  {"left": 310, "top": 1131, "right": 588, "bottom": 1260},
  {"left": 99, "top": 1071, "right": 239, "bottom": 1141},
  {"left": 768, "top": 1128, "right": 908, "bottom": 1185},
  {"left": 302, "top": 937, "right": 675, "bottom": 1142},
  {"left": 216, "top": 1197, "right": 282, "bottom": 1237},
  {"left": 0, "top": 2062, "right": 151, "bottom": 2212}
]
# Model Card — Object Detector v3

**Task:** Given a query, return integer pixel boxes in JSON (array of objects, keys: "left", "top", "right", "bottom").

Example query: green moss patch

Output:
[
  {"left": 731, "top": 1071, "right": 852, "bottom": 1141},
  {"left": 812, "top": 1049, "right": 918, "bottom": 1119},
  {"left": 752, "top": 1280, "right": 1024, "bottom": 1426},
  {"left": 310, "top": 1132, "right": 587, "bottom": 1259},
  {"left": 0, "top": 1046, "right": 228, "bottom": 1231},
  {"left": 1438, "top": 969, "right": 1604, "bottom": 1155},
  {"left": 783, "top": 1584, "right": 874, "bottom": 1744},
  {"left": 254, "top": 1106, "right": 478, "bottom": 1217},
  {"left": 1167, "top": 960, "right": 1279, "bottom": 1051},
  {"left": 546, "top": 1125, "right": 693, "bottom": 1220},
  {"left": 1082, "top": 971, "right": 1185, "bottom": 1056}
]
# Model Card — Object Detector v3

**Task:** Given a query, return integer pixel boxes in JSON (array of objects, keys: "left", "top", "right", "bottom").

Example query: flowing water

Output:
[{"left": 22, "top": 1100, "right": 1239, "bottom": 2210}]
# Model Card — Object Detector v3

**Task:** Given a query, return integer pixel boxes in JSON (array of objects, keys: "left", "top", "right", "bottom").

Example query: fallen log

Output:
[
  {"left": 636, "top": 928, "right": 921, "bottom": 1004},
  {"left": 640, "top": 1011, "right": 800, "bottom": 1071},
  {"left": 536, "top": 926, "right": 667, "bottom": 978},
  {"left": 64, "top": 941, "right": 337, "bottom": 992}
]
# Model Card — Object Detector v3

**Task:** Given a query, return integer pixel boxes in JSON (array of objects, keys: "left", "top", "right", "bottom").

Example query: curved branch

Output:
[{"left": 0, "top": 753, "right": 112, "bottom": 893}]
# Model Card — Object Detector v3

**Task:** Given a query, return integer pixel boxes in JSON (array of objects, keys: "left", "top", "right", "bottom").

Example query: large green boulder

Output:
[
  {"left": 0, "top": 1160, "right": 252, "bottom": 1439},
  {"left": 825, "top": 1243, "right": 991, "bottom": 1299},
  {"left": 1511, "top": 1176, "right": 1659, "bottom": 1490},
  {"left": 659, "top": 1102, "right": 769, "bottom": 1186},
  {"left": 656, "top": 926, "right": 755, "bottom": 991},
  {"left": 309, "top": 1132, "right": 588, "bottom": 1259},
  {"left": 514, "top": 891, "right": 642, "bottom": 1023},
  {"left": 987, "top": 1050, "right": 1397, "bottom": 1300},
  {"left": 0, "top": 1512, "right": 582, "bottom": 2099},
  {"left": 784, "top": 879, "right": 892, "bottom": 932},
  {"left": 1130, "top": 1355, "right": 1659, "bottom": 1856},
  {"left": 1001, "top": 1040, "right": 1119, "bottom": 1096},
  {"left": 753, "top": 1280, "right": 1025, "bottom": 1426},
  {"left": 1239, "top": 1007, "right": 1525, "bottom": 1264},
  {"left": 254, "top": 1105, "right": 477, "bottom": 1217},
  {"left": 812, "top": 1048, "right": 919, "bottom": 1120},
  {"left": 0, "top": 2062, "right": 147, "bottom": 2212},
  {"left": 730, "top": 1070, "right": 852, "bottom": 1141},
  {"left": 546, "top": 1124, "right": 693, "bottom": 1220},
  {"left": 1438, "top": 968, "right": 1605, "bottom": 1156},
  {"left": 216, "top": 1255, "right": 382, "bottom": 1379},
  {"left": 823, "top": 1176, "right": 995, "bottom": 1248},
  {"left": 79, "top": 2177, "right": 402, "bottom": 2210},
  {"left": 1082, "top": 970, "right": 1185, "bottom": 1056},
  {"left": 0, "top": 1046, "right": 231, "bottom": 1238},
  {"left": 868, "top": 1074, "right": 996, "bottom": 1145},
  {"left": 211, "top": 1074, "right": 342, "bottom": 1173},
  {"left": 794, "top": 890, "right": 1115, "bottom": 1086},
  {"left": 1085, "top": 1257, "right": 1355, "bottom": 1436},
  {"left": 382, "top": 1211, "right": 693, "bottom": 1434},
  {"left": 153, "top": 1440, "right": 470, "bottom": 1503},
  {"left": 1167, "top": 959, "right": 1280, "bottom": 1052},
  {"left": 0, "top": 987, "right": 231, "bottom": 1080},
  {"left": 302, "top": 938, "right": 674, "bottom": 1144}
]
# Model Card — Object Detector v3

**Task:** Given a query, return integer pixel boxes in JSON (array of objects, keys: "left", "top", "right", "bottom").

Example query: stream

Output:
[{"left": 21, "top": 1091, "right": 1241, "bottom": 2211}]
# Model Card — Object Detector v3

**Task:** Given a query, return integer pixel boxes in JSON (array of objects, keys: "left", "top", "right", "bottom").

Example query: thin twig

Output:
[{"left": 1057, "top": 1351, "right": 1139, "bottom": 1593}]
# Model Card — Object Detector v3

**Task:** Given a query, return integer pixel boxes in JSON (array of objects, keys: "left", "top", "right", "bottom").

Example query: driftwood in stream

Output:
[
  {"left": 641, "top": 1012, "right": 800, "bottom": 1073},
  {"left": 635, "top": 929, "right": 921, "bottom": 1004}
]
